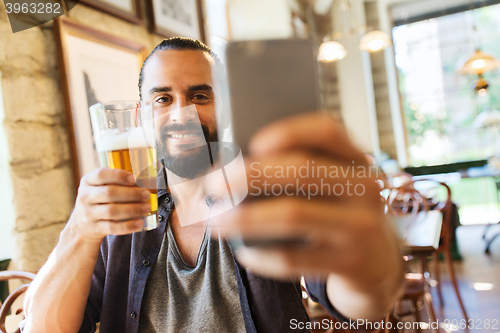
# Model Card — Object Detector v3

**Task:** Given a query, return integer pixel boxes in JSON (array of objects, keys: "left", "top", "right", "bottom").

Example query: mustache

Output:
[{"left": 159, "top": 122, "right": 211, "bottom": 142}]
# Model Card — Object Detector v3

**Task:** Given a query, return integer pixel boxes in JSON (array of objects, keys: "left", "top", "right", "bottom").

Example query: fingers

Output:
[
  {"left": 72, "top": 167, "right": 155, "bottom": 240},
  {"left": 87, "top": 185, "right": 151, "bottom": 204},
  {"left": 91, "top": 202, "right": 152, "bottom": 221},
  {"left": 95, "top": 219, "right": 145, "bottom": 236},
  {"left": 233, "top": 222, "right": 402, "bottom": 281},
  {"left": 232, "top": 232, "right": 387, "bottom": 279},
  {"left": 82, "top": 168, "right": 136, "bottom": 186},
  {"left": 213, "top": 197, "right": 383, "bottom": 242},
  {"left": 249, "top": 112, "right": 367, "bottom": 166},
  {"left": 234, "top": 244, "right": 341, "bottom": 279}
]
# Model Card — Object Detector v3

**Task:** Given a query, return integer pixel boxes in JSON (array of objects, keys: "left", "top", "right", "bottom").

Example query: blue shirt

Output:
[{"left": 65, "top": 189, "right": 344, "bottom": 333}]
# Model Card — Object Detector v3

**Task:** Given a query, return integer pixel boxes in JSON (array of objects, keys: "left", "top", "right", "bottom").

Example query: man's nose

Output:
[
  {"left": 169, "top": 104, "right": 198, "bottom": 124},
  {"left": 170, "top": 96, "right": 190, "bottom": 111}
]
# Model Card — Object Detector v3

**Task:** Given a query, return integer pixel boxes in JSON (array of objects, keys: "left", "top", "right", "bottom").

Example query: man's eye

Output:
[
  {"left": 192, "top": 94, "right": 209, "bottom": 101},
  {"left": 155, "top": 97, "right": 169, "bottom": 103}
]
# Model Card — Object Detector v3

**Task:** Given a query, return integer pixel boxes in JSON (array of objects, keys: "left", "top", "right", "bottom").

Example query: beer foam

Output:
[
  {"left": 95, "top": 128, "right": 155, "bottom": 152},
  {"left": 128, "top": 127, "right": 155, "bottom": 150}
]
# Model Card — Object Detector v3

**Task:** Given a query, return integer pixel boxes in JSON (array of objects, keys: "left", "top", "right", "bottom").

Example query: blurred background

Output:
[{"left": 1, "top": 0, "right": 500, "bottom": 331}]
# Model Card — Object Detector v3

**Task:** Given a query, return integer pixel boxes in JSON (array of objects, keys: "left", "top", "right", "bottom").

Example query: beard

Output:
[{"left": 157, "top": 121, "right": 219, "bottom": 180}]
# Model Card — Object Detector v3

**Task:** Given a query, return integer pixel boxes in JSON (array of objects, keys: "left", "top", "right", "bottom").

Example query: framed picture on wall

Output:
[
  {"left": 54, "top": 17, "right": 147, "bottom": 188},
  {"left": 79, "top": 0, "right": 143, "bottom": 24},
  {"left": 146, "top": 0, "right": 204, "bottom": 41}
]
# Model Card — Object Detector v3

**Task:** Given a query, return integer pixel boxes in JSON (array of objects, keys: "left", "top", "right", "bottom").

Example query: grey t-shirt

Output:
[{"left": 138, "top": 222, "right": 246, "bottom": 333}]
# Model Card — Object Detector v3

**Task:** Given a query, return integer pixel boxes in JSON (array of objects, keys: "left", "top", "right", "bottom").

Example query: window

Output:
[{"left": 393, "top": 3, "right": 500, "bottom": 166}]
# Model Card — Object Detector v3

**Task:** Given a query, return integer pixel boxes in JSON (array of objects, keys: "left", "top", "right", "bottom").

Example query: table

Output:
[{"left": 391, "top": 210, "right": 443, "bottom": 255}]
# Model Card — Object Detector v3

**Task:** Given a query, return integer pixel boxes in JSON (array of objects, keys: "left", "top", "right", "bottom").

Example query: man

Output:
[{"left": 22, "top": 38, "right": 405, "bottom": 333}]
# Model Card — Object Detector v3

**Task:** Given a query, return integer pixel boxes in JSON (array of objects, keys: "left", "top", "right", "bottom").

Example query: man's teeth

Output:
[{"left": 170, "top": 133, "right": 197, "bottom": 139}]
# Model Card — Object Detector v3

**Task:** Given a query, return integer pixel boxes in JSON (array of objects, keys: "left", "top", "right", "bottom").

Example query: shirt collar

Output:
[{"left": 156, "top": 166, "right": 219, "bottom": 208}]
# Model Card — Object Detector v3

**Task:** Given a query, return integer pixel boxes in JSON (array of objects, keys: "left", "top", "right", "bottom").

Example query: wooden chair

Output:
[
  {"left": 388, "top": 273, "right": 440, "bottom": 333},
  {"left": 412, "top": 180, "right": 468, "bottom": 320},
  {"left": 0, "top": 271, "right": 36, "bottom": 333},
  {"left": 384, "top": 183, "right": 439, "bottom": 333}
]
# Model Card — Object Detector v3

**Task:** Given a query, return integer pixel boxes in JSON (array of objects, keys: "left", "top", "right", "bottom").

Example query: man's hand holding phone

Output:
[{"left": 212, "top": 112, "right": 405, "bottom": 320}]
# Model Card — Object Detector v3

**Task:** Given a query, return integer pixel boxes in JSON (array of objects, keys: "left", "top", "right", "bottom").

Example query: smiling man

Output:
[{"left": 22, "top": 38, "right": 405, "bottom": 333}]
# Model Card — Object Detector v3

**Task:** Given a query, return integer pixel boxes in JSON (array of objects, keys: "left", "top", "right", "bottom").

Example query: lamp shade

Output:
[
  {"left": 318, "top": 41, "right": 347, "bottom": 62},
  {"left": 474, "top": 109, "right": 500, "bottom": 127},
  {"left": 359, "top": 30, "right": 392, "bottom": 52},
  {"left": 456, "top": 50, "right": 500, "bottom": 75}
]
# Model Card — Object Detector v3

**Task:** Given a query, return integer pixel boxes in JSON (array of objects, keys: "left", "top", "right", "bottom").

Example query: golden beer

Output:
[
  {"left": 90, "top": 101, "right": 158, "bottom": 231},
  {"left": 103, "top": 147, "right": 158, "bottom": 219}
]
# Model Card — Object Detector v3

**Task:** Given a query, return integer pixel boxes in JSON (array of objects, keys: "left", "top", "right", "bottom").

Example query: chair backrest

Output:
[
  {"left": 384, "top": 179, "right": 453, "bottom": 249},
  {"left": 383, "top": 180, "right": 453, "bottom": 255},
  {"left": 412, "top": 179, "right": 453, "bottom": 249},
  {"left": 0, "top": 271, "right": 36, "bottom": 333},
  {"left": 383, "top": 182, "right": 429, "bottom": 216},
  {"left": 412, "top": 179, "right": 451, "bottom": 208}
]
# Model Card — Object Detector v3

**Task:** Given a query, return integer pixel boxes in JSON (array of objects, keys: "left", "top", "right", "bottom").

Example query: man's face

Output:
[{"left": 140, "top": 50, "right": 219, "bottom": 179}]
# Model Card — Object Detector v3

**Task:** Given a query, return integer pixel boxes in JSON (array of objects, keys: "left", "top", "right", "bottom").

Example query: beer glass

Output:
[{"left": 89, "top": 101, "right": 158, "bottom": 231}]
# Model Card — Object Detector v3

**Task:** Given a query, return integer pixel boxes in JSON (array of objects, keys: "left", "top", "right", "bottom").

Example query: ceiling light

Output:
[
  {"left": 456, "top": 50, "right": 500, "bottom": 75},
  {"left": 368, "top": 39, "right": 384, "bottom": 52},
  {"left": 473, "top": 59, "right": 486, "bottom": 70},
  {"left": 318, "top": 41, "right": 347, "bottom": 62},
  {"left": 478, "top": 88, "right": 488, "bottom": 97},
  {"left": 359, "top": 30, "right": 392, "bottom": 52},
  {"left": 472, "top": 77, "right": 489, "bottom": 94}
]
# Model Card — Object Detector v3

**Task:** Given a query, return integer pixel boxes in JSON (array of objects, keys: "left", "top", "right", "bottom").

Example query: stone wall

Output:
[
  {"left": 364, "top": 1, "right": 399, "bottom": 159},
  {"left": 0, "top": 2, "right": 162, "bottom": 273}
]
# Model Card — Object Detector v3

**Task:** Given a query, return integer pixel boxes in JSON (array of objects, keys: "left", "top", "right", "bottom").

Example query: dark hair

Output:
[{"left": 138, "top": 37, "right": 222, "bottom": 98}]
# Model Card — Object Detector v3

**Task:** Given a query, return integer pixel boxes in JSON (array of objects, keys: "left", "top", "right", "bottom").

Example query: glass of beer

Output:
[{"left": 89, "top": 101, "right": 158, "bottom": 231}]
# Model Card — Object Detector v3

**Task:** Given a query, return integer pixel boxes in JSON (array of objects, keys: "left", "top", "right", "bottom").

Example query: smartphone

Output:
[
  {"left": 221, "top": 38, "right": 320, "bottom": 154},
  {"left": 218, "top": 38, "right": 320, "bottom": 248}
]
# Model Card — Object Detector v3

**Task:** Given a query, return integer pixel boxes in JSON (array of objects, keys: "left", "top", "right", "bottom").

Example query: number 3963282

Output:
[
  {"left": 5, "top": 2, "right": 62, "bottom": 14},
  {"left": 443, "top": 319, "right": 499, "bottom": 330}
]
